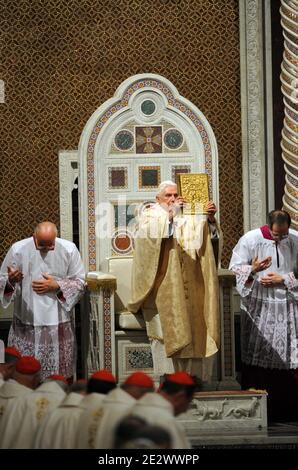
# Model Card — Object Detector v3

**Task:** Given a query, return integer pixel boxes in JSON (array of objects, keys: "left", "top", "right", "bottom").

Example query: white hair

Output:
[{"left": 156, "top": 180, "right": 177, "bottom": 196}]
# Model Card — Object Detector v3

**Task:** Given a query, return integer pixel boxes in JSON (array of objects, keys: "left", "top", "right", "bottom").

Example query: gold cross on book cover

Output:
[{"left": 177, "top": 173, "right": 209, "bottom": 215}]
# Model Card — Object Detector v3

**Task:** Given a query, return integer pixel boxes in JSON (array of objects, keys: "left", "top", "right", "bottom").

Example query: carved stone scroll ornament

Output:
[
  {"left": 191, "top": 398, "right": 228, "bottom": 421},
  {"left": 190, "top": 396, "right": 260, "bottom": 421},
  {"left": 225, "top": 396, "right": 259, "bottom": 419}
]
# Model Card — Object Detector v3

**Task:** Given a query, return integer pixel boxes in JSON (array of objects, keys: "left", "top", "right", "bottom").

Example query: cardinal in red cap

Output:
[
  {"left": 0, "top": 353, "right": 40, "bottom": 428},
  {"left": 12, "top": 356, "right": 41, "bottom": 390},
  {"left": 4, "top": 346, "right": 21, "bottom": 380},
  {"left": 0, "top": 346, "right": 22, "bottom": 383},
  {"left": 75, "top": 371, "right": 117, "bottom": 448},
  {"left": 124, "top": 372, "right": 155, "bottom": 388},
  {"left": 126, "top": 370, "right": 195, "bottom": 449},
  {"left": 87, "top": 369, "right": 117, "bottom": 395},
  {"left": 122, "top": 372, "right": 155, "bottom": 399},
  {"left": 0, "top": 357, "right": 67, "bottom": 449},
  {"left": 91, "top": 370, "right": 116, "bottom": 383},
  {"left": 15, "top": 356, "right": 41, "bottom": 375},
  {"left": 5, "top": 347, "right": 22, "bottom": 361},
  {"left": 165, "top": 371, "right": 195, "bottom": 386},
  {"left": 88, "top": 372, "right": 155, "bottom": 449},
  {"left": 47, "top": 374, "right": 68, "bottom": 383},
  {"left": 158, "top": 371, "right": 196, "bottom": 417}
]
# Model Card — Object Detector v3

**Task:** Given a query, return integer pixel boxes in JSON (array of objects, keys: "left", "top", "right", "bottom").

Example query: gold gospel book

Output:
[{"left": 177, "top": 173, "right": 209, "bottom": 214}]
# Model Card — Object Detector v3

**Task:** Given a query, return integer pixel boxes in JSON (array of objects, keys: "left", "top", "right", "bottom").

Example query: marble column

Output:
[{"left": 280, "top": 0, "right": 298, "bottom": 228}]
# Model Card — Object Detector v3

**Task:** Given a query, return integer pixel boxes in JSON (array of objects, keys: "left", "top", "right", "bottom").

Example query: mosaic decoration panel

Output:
[
  {"left": 108, "top": 166, "right": 128, "bottom": 189},
  {"left": 164, "top": 128, "right": 184, "bottom": 150},
  {"left": 126, "top": 346, "right": 153, "bottom": 371},
  {"left": 171, "top": 165, "right": 192, "bottom": 184},
  {"left": 110, "top": 120, "right": 137, "bottom": 154},
  {"left": 112, "top": 122, "right": 188, "bottom": 155},
  {"left": 141, "top": 99, "right": 156, "bottom": 116},
  {"left": 112, "top": 228, "right": 134, "bottom": 255},
  {"left": 135, "top": 126, "right": 163, "bottom": 154},
  {"left": 160, "top": 120, "right": 189, "bottom": 153},
  {"left": 138, "top": 166, "right": 161, "bottom": 189},
  {"left": 117, "top": 339, "right": 155, "bottom": 381},
  {"left": 0, "top": 0, "right": 241, "bottom": 267},
  {"left": 114, "top": 130, "right": 134, "bottom": 152}
]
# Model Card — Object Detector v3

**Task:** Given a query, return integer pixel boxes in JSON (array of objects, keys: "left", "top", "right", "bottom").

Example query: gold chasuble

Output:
[{"left": 127, "top": 204, "right": 220, "bottom": 360}]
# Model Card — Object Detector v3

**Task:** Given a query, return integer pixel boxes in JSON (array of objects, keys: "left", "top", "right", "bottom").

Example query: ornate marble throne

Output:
[{"left": 77, "top": 73, "right": 223, "bottom": 383}]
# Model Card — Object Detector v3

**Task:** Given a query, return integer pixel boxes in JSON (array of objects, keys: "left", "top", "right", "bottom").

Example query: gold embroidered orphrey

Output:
[{"left": 177, "top": 173, "right": 209, "bottom": 215}]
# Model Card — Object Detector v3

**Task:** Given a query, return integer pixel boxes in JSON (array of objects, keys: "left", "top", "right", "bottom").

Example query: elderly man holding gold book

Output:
[{"left": 128, "top": 177, "right": 221, "bottom": 378}]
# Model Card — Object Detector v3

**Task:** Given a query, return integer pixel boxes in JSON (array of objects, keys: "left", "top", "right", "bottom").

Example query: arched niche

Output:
[{"left": 78, "top": 73, "right": 219, "bottom": 271}]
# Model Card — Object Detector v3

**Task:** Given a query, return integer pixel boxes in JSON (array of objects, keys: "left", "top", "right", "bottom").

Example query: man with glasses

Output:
[
  {"left": 0, "top": 222, "right": 85, "bottom": 381},
  {"left": 229, "top": 210, "right": 298, "bottom": 421}
]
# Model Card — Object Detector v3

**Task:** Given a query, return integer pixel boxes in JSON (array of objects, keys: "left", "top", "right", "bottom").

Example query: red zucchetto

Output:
[
  {"left": 166, "top": 371, "right": 195, "bottom": 386},
  {"left": 47, "top": 374, "right": 68, "bottom": 383},
  {"left": 5, "top": 347, "right": 22, "bottom": 360},
  {"left": 15, "top": 356, "right": 41, "bottom": 374},
  {"left": 91, "top": 370, "right": 116, "bottom": 383},
  {"left": 124, "top": 372, "right": 154, "bottom": 388}
]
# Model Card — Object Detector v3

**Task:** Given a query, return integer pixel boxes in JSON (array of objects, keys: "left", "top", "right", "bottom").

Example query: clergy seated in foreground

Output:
[
  {"left": 114, "top": 417, "right": 172, "bottom": 449},
  {"left": 75, "top": 370, "right": 117, "bottom": 449},
  {"left": 0, "top": 346, "right": 22, "bottom": 387},
  {"left": 0, "top": 351, "right": 37, "bottom": 428},
  {"left": 130, "top": 371, "right": 196, "bottom": 449},
  {"left": 0, "top": 221, "right": 85, "bottom": 380},
  {"left": 127, "top": 180, "right": 221, "bottom": 377},
  {"left": 229, "top": 210, "right": 298, "bottom": 422},
  {"left": 0, "top": 370, "right": 68, "bottom": 449},
  {"left": 90, "top": 372, "right": 155, "bottom": 450},
  {"left": 34, "top": 388, "right": 84, "bottom": 449}
]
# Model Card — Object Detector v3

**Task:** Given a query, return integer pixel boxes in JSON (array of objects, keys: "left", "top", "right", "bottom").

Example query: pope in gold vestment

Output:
[{"left": 127, "top": 182, "right": 221, "bottom": 376}]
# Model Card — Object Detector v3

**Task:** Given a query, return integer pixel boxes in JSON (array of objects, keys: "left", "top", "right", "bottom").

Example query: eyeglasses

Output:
[
  {"left": 33, "top": 235, "right": 55, "bottom": 251},
  {"left": 270, "top": 231, "right": 289, "bottom": 241},
  {"left": 35, "top": 244, "right": 55, "bottom": 251}
]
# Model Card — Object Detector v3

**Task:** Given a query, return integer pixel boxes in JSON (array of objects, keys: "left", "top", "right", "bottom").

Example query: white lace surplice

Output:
[
  {"left": 229, "top": 228, "right": 298, "bottom": 370},
  {"left": 0, "top": 237, "right": 85, "bottom": 378}
]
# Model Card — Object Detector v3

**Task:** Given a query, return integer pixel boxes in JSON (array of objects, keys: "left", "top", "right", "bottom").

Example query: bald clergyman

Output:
[{"left": 0, "top": 222, "right": 85, "bottom": 380}]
